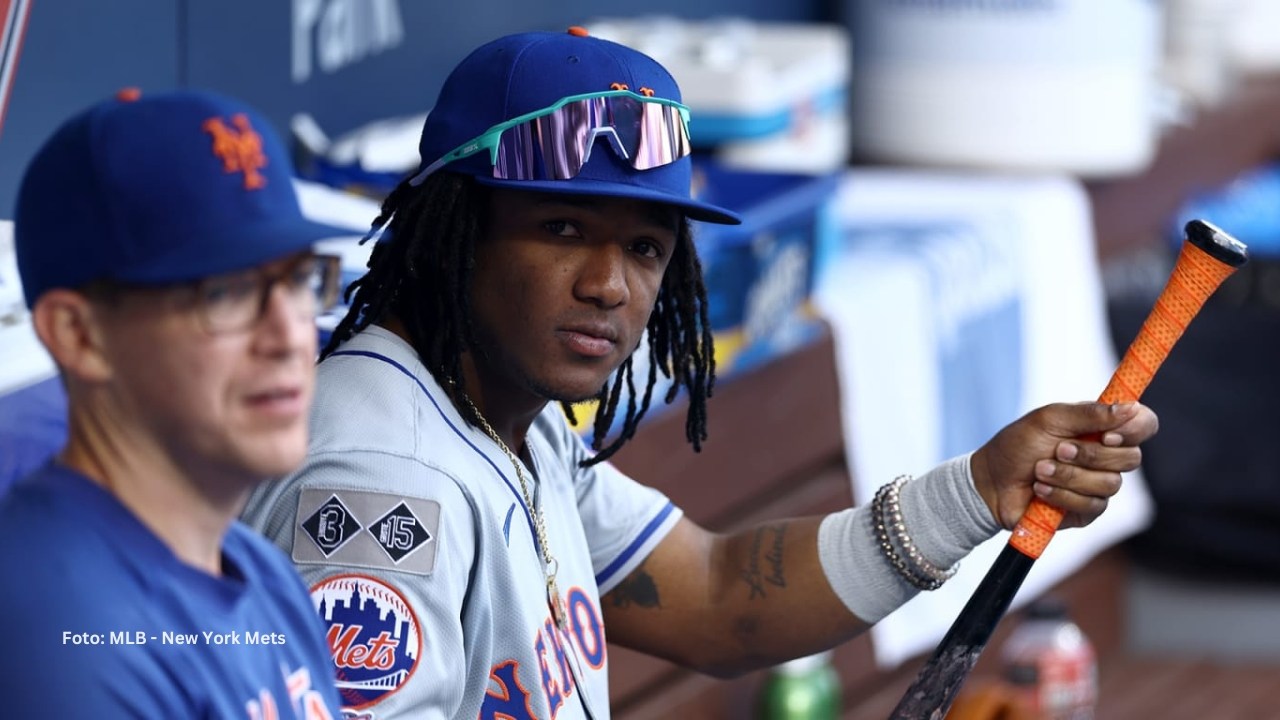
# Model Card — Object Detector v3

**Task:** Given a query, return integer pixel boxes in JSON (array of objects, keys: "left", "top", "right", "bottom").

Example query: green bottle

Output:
[{"left": 756, "top": 651, "right": 841, "bottom": 720}]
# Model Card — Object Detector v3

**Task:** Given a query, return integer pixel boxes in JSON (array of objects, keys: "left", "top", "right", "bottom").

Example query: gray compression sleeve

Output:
[{"left": 817, "top": 453, "right": 1002, "bottom": 624}]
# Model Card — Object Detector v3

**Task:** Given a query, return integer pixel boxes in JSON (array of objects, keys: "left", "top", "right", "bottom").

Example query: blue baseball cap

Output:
[
  {"left": 415, "top": 28, "right": 741, "bottom": 225},
  {"left": 14, "top": 88, "right": 352, "bottom": 308}
]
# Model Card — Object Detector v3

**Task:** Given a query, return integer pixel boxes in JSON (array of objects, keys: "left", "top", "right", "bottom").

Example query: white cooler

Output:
[
  {"left": 588, "top": 17, "right": 852, "bottom": 174},
  {"left": 844, "top": 0, "right": 1165, "bottom": 178}
]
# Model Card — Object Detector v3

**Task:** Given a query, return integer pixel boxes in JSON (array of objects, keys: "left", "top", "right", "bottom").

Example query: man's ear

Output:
[{"left": 29, "top": 290, "right": 114, "bottom": 383}]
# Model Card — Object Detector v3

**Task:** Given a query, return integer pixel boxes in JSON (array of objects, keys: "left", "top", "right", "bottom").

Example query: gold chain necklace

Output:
[{"left": 462, "top": 395, "right": 568, "bottom": 630}]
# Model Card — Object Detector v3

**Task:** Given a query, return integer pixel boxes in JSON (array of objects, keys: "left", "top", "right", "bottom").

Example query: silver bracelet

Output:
[
  {"left": 885, "top": 476, "right": 959, "bottom": 585},
  {"left": 871, "top": 476, "right": 958, "bottom": 591}
]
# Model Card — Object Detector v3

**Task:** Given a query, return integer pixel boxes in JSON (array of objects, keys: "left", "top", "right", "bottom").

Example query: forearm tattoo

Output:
[
  {"left": 609, "top": 561, "right": 661, "bottom": 609},
  {"left": 741, "top": 524, "right": 788, "bottom": 600}
]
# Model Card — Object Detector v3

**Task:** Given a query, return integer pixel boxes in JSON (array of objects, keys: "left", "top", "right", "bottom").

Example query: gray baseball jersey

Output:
[{"left": 241, "top": 326, "right": 682, "bottom": 720}]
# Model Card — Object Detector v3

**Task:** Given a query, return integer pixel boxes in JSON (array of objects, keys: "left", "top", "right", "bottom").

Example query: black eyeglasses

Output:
[{"left": 190, "top": 254, "right": 342, "bottom": 335}]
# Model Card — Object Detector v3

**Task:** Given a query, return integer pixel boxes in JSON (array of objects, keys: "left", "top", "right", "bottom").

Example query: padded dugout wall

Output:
[{"left": 0, "top": 0, "right": 824, "bottom": 213}]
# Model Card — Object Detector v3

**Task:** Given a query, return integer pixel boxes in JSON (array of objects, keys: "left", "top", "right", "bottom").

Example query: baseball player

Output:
[
  {"left": 0, "top": 89, "right": 346, "bottom": 718},
  {"left": 241, "top": 29, "right": 1158, "bottom": 719}
]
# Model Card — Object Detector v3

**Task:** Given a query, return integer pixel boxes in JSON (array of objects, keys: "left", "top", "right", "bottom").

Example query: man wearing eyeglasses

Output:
[
  {"left": 242, "top": 28, "right": 1157, "bottom": 720},
  {"left": 0, "top": 89, "right": 346, "bottom": 718}
]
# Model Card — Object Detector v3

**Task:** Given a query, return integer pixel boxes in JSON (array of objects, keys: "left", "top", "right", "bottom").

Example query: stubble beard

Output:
[{"left": 467, "top": 328, "right": 614, "bottom": 408}]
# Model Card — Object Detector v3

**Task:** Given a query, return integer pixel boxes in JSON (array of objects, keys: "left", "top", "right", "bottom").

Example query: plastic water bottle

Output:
[
  {"left": 755, "top": 651, "right": 841, "bottom": 720},
  {"left": 1001, "top": 596, "right": 1098, "bottom": 719}
]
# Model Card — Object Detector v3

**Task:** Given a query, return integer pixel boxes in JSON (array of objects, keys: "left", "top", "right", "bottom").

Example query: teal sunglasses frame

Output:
[{"left": 411, "top": 89, "right": 693, "bottom": 185}]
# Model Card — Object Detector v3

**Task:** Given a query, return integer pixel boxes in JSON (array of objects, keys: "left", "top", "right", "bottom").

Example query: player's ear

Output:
[{"left": 30, "top": 289, "right": 115, "bottom": 383}]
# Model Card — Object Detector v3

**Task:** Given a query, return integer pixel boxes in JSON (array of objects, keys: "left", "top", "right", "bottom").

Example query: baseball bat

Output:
[{"left": 889, "top": 219, "right": 1249, "bottom": 719}]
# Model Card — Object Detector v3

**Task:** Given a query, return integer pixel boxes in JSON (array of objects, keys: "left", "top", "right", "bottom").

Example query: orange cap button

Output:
[
  {"left": 115, "top": 87, "right": 142, "bottom": 102},
  {"left": 567, "top": 26, "right": 589, "bottom": 37}
]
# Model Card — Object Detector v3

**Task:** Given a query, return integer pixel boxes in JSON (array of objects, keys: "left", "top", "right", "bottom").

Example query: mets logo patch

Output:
[{"left": 311, "top": 574, "right": 421, "bottom": 710}]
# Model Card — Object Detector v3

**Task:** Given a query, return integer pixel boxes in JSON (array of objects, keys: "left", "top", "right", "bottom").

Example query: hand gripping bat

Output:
[{"left": 889, "top": 219, "right": 1249, "bottom": 719}]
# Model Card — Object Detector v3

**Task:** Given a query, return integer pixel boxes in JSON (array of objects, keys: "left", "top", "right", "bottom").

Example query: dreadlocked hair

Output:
[
  {"left": 320, "top": 171, "right": 485, "bottom": 412},
  {"left": 321, "top": 172, "right": 716, "bottom": 468}
]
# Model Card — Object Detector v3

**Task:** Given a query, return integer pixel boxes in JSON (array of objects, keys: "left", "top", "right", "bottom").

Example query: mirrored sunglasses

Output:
[{"left": 411, "top": 90, "right": 692, "bottom": 185}]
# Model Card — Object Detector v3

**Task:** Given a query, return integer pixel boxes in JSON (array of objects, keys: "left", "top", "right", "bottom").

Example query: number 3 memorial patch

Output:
[{"left": 294, "top": 488, "right": 440, "bottom": 575}]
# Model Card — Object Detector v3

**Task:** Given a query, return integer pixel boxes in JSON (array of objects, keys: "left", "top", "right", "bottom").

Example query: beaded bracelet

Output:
[
  {"left": 871, "top": 476, "right": 958, "bottom": 591},
  {"left": 870, "top": 480, "right": 927, "bottom": 589},
  {"left": 884, "top": 475, "right": 958, "bottom": 586}
]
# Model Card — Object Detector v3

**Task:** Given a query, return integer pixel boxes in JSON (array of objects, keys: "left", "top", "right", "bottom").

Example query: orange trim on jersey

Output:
[
  {"left": 566, "top": 586, "right": 606, "bottom": 670},
  {"left": 484, "top": 659, "right": 541, "bottom": 720},
  {"left": 537, "top": 617, "right": 575, "bottom": 717},
  {"left": 246, "top": 688, "right": 280, "bottom": 720}
]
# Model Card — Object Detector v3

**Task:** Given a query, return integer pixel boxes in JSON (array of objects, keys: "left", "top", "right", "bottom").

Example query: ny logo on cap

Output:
[{"left": 203, "top": 114, "right": 268, "bottom": 189}]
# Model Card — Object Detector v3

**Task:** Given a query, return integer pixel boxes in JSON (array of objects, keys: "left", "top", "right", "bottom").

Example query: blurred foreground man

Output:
[{"left": 0, "top": 89, "right": 346, "bottom": 718}]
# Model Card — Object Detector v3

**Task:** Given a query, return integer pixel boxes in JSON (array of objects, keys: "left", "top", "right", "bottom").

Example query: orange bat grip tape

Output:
[{"left": 1008, "top": 241, "right": 1239, "bottom": 559}]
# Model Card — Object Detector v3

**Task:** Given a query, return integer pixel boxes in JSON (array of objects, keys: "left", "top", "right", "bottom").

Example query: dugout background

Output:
[{"left": 0, "top": 0, "right": 834, "bottom": 214}]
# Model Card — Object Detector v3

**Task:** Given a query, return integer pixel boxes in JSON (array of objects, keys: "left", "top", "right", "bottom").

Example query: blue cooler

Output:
[{"left": 692, "top": 162, "right": 840, "bottom": 377}]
